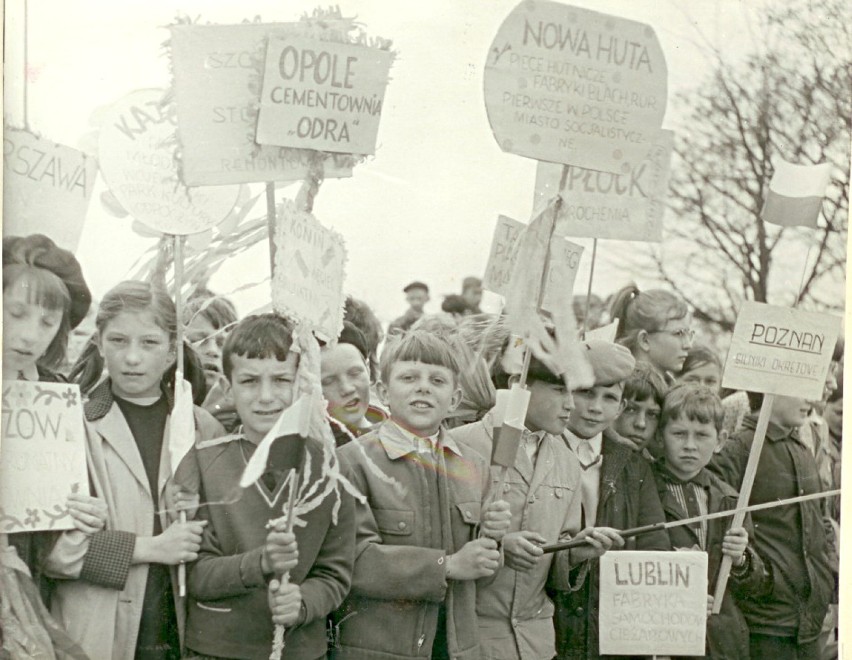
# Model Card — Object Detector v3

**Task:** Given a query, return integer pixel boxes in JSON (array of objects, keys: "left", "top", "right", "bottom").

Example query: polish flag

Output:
[{"left": 761, "top": 160, "right": 832, "bottom": 228}]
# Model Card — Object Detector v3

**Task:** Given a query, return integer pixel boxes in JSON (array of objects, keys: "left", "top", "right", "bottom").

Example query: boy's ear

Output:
[
  {"left": 713, "top": 430, "right": 728, "bottom": 454},
  {"left": 375, "top": 380, "right": 390, "bottom": 407},
  {"left": 448, "top": 385, "right": 463, "bottom": 413}
]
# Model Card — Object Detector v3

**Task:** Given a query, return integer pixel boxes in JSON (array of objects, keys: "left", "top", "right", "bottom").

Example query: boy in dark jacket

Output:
[
  {"left": 184, "top": 314, "right": 355, "bottom": 660},
  {"left": 553, "top": 340, "right": 671, "bottom": 660},
  {"left": 710, "top": 391, "right": 834, "bottom": 660},
  {"left": 654, "top": 385, "right": 769, "bottom": 659}
]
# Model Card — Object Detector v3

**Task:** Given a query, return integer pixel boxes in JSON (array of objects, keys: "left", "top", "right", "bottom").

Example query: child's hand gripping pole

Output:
[
  {"left": 269, "top": 468, "right": 301, "bottom": 660},
  {"left": 479, "top": 385, "right": 530, "bottom": 539}
]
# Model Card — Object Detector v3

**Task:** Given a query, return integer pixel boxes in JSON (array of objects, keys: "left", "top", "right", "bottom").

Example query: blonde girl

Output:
[{"left": 46, "top": 280, "right": 222, "bottom": 660}]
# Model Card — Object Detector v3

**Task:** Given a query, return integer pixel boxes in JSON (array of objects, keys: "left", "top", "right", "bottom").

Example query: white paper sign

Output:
[
  {"left": 585, "top": 319, "right": 618, "bottom": 342},
  {"left": 3, "top": 127, "right": 97, "bottom": 251},
  {"left": 722, "top": 302, "right": 841, "bottom": 401},
  {"left": 98, "top": 89, "right": 241, "bottom": 235},
  {"left": 0, "top": 381, "right": 88, "bottom": 532},
  {"left": 169, "top": 23, "right": 354, "bottom": 186},
  {"left": 535, "top": 129, "right": 674, "bottom": 241},
  {"left": 483, "top": 0, "right": 668, "bottom": 173},
  {"left": 483, "top": 214, "right": 583, "bottom": 313},
  {"left": 256, "top": 36, "right": 393, "bottom": 154},
  {"left": 599, "top": 551, "right": 708, "bottom": 656},
  {"left": 272, "top": 200, "right": 347, "bottom": 341}
]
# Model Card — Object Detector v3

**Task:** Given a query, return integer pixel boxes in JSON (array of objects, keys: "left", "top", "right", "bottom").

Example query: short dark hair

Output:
[
  {"left": 623, "top": 362, "right": 667, "bottom": 406},
  {"left": 379, "top": 330, "right": 460, "bottom": 384},
  {"left": 222, "top": 314, "right": 295, "bottom": 381},
  {"left": 183, "top": 290, "right": 238, "bottom": 331},
  {"left": 491, "top": 338, "right": 563, "bottom": 389},
  {"left": 403, "top": 281, "right": 429, "bottom": 294},
  {"left": 338, "top": 321, "right": 369, "bottom": 360},
  {"left": 678, "top": 344, "right": 722, "bottom": 378},
  {"left": 661, "top": 384, "right": 725, "bottom": 432}
]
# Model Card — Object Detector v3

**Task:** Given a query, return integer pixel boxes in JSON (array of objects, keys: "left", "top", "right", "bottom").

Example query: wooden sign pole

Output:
[
  {"left": 581, "top": 238, "right": 598, "bottom": 339},
  {"left": 172, "top": 234, "right": 189, "bottom": 598},
  {"left": 710, "top": 392, "right": 775, "bottom": 613},
  {"left": 266, "top": 182, "right": 277, "bottom": 275}
]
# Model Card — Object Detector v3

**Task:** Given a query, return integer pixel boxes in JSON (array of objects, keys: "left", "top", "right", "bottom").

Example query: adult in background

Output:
[
  {"left": 461, "top": 276, "right": 483, "bottom": 314},
  {"left": 387, "top": 281, "right": 429, "bottom": 335}
]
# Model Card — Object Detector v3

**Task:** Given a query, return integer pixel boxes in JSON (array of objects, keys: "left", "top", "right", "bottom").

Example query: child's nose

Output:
[
  {"left": 338, "top": 376, "right": 356, "bottom": 396},
  {"left": 259, "top": 379, "right": 274, "bottom": 401},
  {"left": 634, "top": 412, "right": 647, "bottom": 429},
  {"left": 124, "top": 343, "right": 142, "bottom": 364}
]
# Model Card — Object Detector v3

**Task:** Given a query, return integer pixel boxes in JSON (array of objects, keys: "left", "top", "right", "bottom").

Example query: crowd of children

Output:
[{"left": 0, "top": 233, "right": 844, "bottom": 660}]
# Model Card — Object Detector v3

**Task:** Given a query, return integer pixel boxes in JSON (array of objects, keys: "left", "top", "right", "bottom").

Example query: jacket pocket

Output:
[
  {"left": 455, "top": 501, "right": 482, "bottom": 526},
  {"left": 195, "top": 601, "right": 232, "bottom": 613},
  {"left": 374, "top": 508, "right": 415, "bottom": 536}
]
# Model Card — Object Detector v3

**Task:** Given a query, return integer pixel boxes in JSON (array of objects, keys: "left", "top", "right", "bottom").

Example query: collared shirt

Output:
[
  {"left": 657, "top": 465, "right": 710, "bottom": 550},
  {"left": 384, "top": 419, "right": 462, "bottom": 458},
  {"left": 522, "top": 428, "right": 547, "bottom": 466},
  {"left": 564, "top": 430, "right": 603, "bottom": 526}
]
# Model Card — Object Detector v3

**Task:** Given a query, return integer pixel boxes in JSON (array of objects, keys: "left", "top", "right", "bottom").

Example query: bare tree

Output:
[{"left": 650, "top": 0, "right": 850, "bottom": 332}]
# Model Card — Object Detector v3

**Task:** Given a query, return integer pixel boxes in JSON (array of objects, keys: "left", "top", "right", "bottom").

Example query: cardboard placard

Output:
[
  {"left": 98, "top": 89, "right": 241, "bottom": 235},
  {"left": 483, "top": 214, "right": 583, "bottom": 312},
  {"left": 0, "top": 381, "right": 88, "bottom": 532},
  {"left": 484, "top": 0, "right": 667, "bottom": 174},
  {"left": 169, "top": 24, "right": 354, "bottom": 186},
  {"left": 599, "top": 551, "right": 708, "bottom": 656},
  {"left": 3, "top": 127, "right": 97, "bottom": 251},
  {"left": 272, "top": 200, "right": 347, "bottom": 341},
  {"left": 722, "top": 302, "right": 841, "bottom": 401},
  {"left": 585, "top": 319, "right": 618, "bottom": 342},
  {"left": 535, "top": 129, "right": 674, "bottom": 241},
  {"left": 256, "top": 36, "right": 393, "bottom": 154}
]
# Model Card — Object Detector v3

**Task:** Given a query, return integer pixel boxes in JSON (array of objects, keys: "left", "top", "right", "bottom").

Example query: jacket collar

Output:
[
  {"left": 85, "top": 378, "right": 174, "bottom": 422},
  {"left": 377, "top": 419, "right": 462, "bottom": 461},
  {"left": 596, "top": 434, "right": 635, "bottom": 509},
  {"left": 741, "top": 413, "right": 803, "bottom": 445}
]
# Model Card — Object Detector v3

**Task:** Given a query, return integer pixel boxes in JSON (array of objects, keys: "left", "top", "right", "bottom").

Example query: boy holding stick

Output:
[
  {"left": 652, "top": 385, "right": 769, "bottom": 659},
  {"left": 453, "top": 348, "right": 624, "bottom": 660},
  {"left": 183, "top": 314, "right": 355, "bottom": 660}
]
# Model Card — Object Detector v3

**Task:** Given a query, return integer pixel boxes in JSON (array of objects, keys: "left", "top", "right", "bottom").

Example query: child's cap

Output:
[
  {"left": 583, "top": 339, "right": 636, "bottom": 386},
  {"left": 3, "top": 234, "right": 92, "bottom": 328},
  {"left": 403, "top": 281, "right": 429, "bottom": 294}
]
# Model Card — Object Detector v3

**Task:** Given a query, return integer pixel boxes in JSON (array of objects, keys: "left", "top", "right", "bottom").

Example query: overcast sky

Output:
[{"left": 4, "top": 0, "right": 794, "bottom": 324}]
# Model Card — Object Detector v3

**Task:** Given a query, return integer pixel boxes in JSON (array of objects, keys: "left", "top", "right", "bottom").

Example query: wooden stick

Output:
[
  {"left": 581, "top": 238, "right": 598, "bottom": 339},
  {"left": 266, "top": 182, "right": 276, "bottom": 275},
  {"left": 23, "top": 0, "right": 29, "bottom": 127},
  {"left": 173, "top": 234, "right": 188, "bottom": 597},
  {"left": 711, "top": 393, "right": 774, "bottom": 613},
  {"left": 270, "top": 468, "right": 302, "bottom": 660},
  {"left": 540, "top": 487, "right": 840, "bottom": 554}
]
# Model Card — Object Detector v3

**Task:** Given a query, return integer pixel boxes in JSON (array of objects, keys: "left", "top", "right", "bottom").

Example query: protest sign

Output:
[
  {"left": 3, "top": 127, "right": 97, "bottom": 251},
  {"left": 256, "top": 36, "right": 393, "bottom": 154},
  {"left": 585, "top": 319, "right": 618, "bottom": 342},
  {"left": 483, "top": 214, "right": 583, "bottom": 311},
  {"left": 169, "top": 23, "right": 354, "bottom": 186},
  {"left": 721, "top": 302, "right": 841, "bottom": 401},
  {"left": 272, "top": 200, "right": 347, "bottom": 341},
  {"left": 0, "top": 381, "right": 88, "bottom": 532},
  {"left": 599, "top": 550, "right": 708, "bottom": 656},
  {"left": 483, "top": 0, "right": 667, "bottom": 174},
  {"left": 98, "top": 89, "right": 241, "bottom": 235},
  {"left": 535, "top": 129, "right": 673, "bottom": 241}
]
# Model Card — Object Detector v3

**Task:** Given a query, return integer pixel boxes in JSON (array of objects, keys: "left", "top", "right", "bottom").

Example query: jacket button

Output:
[
  {"left": 528, "top": 496, "right": 535, "bottom": 504},
  {"left": 799, "top": 489, "right": 805, "bottom": 495},
  {"left": 465, "top": 510, "right": 471, "bottom": 519},
  {"left": 398, "top": 521, "right": 406, "bottom": 529},
  {"left": 574, "top": 607, "right": 584, "bottom": 616},
  {"left": 504, "top": 484, "right": 511, "bottom": 493},
  {"left": 511, "top": 618, "right": 518, "bottom": 627}
]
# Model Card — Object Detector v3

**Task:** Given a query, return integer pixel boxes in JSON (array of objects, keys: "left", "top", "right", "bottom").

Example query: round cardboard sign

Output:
[
  {"left": 98, "top": 89, "right": 240, "bottom": 235},
  {"left": 484, "top": 1, "right": 667, "bottom": 174}
]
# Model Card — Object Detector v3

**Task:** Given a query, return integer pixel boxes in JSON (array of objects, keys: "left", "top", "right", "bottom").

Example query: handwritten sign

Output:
[
  {"left": 534, "top": 129, "right": 673, "bottom": 241},
  {"left": 3, "top": 127, "right": 97, "bottom": 251},
  {"left": 483, "top": 214, "right": 583, "bottom": 312},
  {"left": 256, "top": 36, "right": 393, "bottom": 154},
  {"left": 272, "top": 200, "right": 347, "bottom": 341},
  {"left": 98, "top": 89, "right": 240, "bottom": 235},
  {"left": 599, "top": 550, "right": 708, "bottom": 656},
  {"left": 169, "top": 23, "right": 353, "bottom": 185},
  {"left": 722, "top": 302, "right": 841, "bottom": 401},
  {"left": 484, "top": 1, "right": 667, "bottom": 174},
  {"left": 0, "top": 381, "right": 88, "bottom": 532}
]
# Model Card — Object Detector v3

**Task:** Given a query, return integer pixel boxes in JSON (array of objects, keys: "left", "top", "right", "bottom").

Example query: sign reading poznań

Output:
[{"left": 722, "top": 302, "right": 841, "bottom": 401}]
